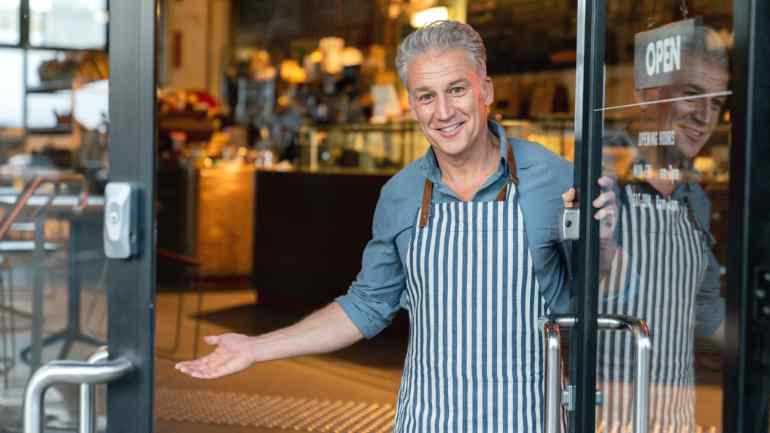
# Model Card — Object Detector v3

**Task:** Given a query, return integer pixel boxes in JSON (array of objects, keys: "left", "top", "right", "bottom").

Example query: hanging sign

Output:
[{"left": 634, "top": 18, "right": 698, "bottom": 90}]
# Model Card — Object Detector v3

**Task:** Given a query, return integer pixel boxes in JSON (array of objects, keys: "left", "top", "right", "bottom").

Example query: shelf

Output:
[
  {"left": 26, "top": 82, "right": 72, "bottom": 94},
  {"left": 26, "top": 126, "right": 72, "bottom": 135}
]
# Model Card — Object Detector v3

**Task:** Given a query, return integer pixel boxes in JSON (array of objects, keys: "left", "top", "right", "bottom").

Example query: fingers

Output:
[
  {"left": 592, "top": 190, "right": 616, "bottom": 211},
  {"left": 597, "top": 175, "right": 615, "bottom": 189},
  {"left": 594, "top": 206, "right": 615, "bottom": 222},
  {"left": 562, "top": 188, "right": 576, "bottom": 207},
  {"left": 204, "top": 335, "right": 221, "bottom": 345},
  {"left": 175, "top": 352, "right": 230, "bottom": 379}
]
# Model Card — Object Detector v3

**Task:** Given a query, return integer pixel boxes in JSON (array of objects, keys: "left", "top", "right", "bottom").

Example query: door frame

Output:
[
  {"left": 570, "top": 0, "right": 770, "bottom": 431},
  {"left": 724, "top": 0, "right": 770, "bottom": 431},
  {"left": 106, "top": 0, "right": 157, "bottom": 431}
]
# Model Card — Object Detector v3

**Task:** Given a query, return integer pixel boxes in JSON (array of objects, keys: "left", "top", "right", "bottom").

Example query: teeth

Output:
[{"left": 439, "top": 123, "right": 462, "bottom": 133}]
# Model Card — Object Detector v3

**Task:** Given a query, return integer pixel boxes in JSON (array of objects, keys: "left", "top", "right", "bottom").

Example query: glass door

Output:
[
  {"left": 560, "top": 0, "right": 769, "bottom": 432},
  {"left": 0, "top": 0, "right": 156, "bottom": 431}
]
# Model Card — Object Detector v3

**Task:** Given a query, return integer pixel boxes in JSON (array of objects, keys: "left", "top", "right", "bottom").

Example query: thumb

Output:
[{"left": 203, "top": 335, "right": 221, "bottom": 345}]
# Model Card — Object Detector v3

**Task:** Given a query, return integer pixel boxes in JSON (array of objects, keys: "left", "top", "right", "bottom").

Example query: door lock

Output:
[
  {"left": 103, "top": 183, "right": 138, "bottom": 259},
  {"left": 561, "top": 207, "right": 580, "bottom": 241}
]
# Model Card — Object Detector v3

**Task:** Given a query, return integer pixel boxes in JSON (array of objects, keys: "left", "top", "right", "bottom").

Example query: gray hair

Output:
[
  {"left": 688, "top": 26, "right": 729, "bottom": 70},
  {"left": 395, "top": 20, "right": 487, "bottom": 87}
]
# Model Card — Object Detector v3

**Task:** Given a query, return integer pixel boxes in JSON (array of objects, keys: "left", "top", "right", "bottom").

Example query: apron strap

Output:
[
  {"left": 494, "top": 141, "right": 518, "bottom": 201},
  {"left": 418, "top": 180, "right": 433, "bottom": 228},
  {"left": 418, "top": 140, "right": 519, "bottom": 228}
]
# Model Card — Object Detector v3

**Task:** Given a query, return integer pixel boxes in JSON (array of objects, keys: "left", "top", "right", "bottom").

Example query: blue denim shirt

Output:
[{"left": 336, "top": 121, "right": 574, "bottom": 338}]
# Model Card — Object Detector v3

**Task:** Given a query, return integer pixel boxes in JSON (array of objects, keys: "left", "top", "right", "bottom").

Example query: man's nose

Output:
[
  {"left": 435, "top": 94, "right": 455, "bottom": 120},
  {"left": 693, "top": 98, "right": 716, "bottom": 125}
]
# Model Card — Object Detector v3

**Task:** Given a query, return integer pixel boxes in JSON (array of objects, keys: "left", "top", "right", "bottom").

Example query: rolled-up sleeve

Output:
[{"left": 335, "top": 188, "right": 406, "bottom": 339}]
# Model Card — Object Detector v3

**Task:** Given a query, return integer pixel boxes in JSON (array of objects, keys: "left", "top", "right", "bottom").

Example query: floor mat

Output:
[{"left": 156, "top": 388, "right": 395, "bottom": 433}]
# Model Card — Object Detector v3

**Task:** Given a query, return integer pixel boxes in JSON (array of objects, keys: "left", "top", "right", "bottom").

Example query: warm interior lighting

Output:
[
  {"left": 319, "top": 37, "right": 345, "bottom": 74},
  {"left": 341, "top": 47, "right": 363, "bottom": 67},
  {"left": 280, "top": 59, "right": 307, "bottom": 83},
  {"left": 410, "top": 6, "right": 448, "bottom": 28}
]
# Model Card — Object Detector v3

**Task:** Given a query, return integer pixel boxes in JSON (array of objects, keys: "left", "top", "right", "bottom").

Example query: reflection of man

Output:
[
  {"left": 178, "top": 21, "right": 585, "bottom": 431},
  {"left": 571, "top": 25, "right": 728, "bottom": 432}
]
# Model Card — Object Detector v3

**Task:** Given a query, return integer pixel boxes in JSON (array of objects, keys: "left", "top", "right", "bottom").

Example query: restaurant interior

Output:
[{"left": 0, "top": 0, "right": 735, "bottom": 431}]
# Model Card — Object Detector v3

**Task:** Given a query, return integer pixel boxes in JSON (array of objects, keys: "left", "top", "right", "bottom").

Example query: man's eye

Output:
[
  {"left": 449, "top": 86, "right": 466, "bottom": 96},
  {"left": 417, "top": 94, "right": 434, "bottom": 103}
]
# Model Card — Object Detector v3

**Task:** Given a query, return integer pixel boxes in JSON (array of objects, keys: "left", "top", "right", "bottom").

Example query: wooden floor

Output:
[{"left": 0, "top": 281, "right": 735, "bottom": 433}]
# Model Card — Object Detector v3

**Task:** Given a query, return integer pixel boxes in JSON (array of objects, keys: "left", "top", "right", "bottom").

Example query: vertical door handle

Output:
[
  {"left": 540, "top": 314, "right": 651, "bottom": 433},
  {"left": 80, "top": 347, "right": 110, "bottom": 433},
  {"left": 23, "top": 351, "right": 133, "bottom": 433}
]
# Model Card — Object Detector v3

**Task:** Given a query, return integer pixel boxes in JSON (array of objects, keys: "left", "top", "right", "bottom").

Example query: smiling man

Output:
[{"left": 177, "top": 21, "right": 577, "bottom": 432}]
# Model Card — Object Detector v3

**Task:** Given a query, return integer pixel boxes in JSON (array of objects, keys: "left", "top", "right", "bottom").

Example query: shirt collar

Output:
[{"left": 419, "top": 120, "right": 511, "bottom": 184}]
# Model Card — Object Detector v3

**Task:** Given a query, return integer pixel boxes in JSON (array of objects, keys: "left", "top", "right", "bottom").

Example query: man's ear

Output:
[{"left": 482, "top": 76, "right": 494, "bottom": 106}]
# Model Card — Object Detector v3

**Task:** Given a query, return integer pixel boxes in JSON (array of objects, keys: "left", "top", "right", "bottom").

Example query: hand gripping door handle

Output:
[
  {"left": 23, "top": 348, "right": 133, "bottom": 433},
  {"left": 540, "top": 314, "right": 651, "bottom": 433}
]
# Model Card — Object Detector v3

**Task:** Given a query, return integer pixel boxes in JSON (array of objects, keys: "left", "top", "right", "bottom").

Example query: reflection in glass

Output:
[
  {"left": 596, "top": 20, "right": 731, "bottom": 433},
  {"left": 0, "top": 0, "right": 20, "bottom": 44},
  {"left": 30, "top": 0, "right": 107, "bottom": 49}
]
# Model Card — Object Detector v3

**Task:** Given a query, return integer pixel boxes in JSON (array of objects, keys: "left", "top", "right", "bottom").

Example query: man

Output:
[
  {"left": 177, "top": 21, "right": 601, "bottom": 431},
  {"left": 564, "top": 23, "right": 728, "bottom": 432}
]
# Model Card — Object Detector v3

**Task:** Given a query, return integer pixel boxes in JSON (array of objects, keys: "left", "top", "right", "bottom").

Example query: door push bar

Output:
[
  {"left": 540, "top": 314, "right": 652, "bottom": 433},
  {"left": 23, "top": 347, "right": 133, "bottom": 433}
]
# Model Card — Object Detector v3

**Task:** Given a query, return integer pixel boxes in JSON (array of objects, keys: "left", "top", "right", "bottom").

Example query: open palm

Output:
[{"left": 175, "top": 333, "right": 257, "bottom": 379}]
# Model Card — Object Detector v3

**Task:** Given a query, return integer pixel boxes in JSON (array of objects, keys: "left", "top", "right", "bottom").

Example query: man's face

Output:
[
  {"left": 406, "top": 49, "right": 493, "bottom": 160},
  {"left": 657, "top": 57, "right": 729, "bottom": 160}
]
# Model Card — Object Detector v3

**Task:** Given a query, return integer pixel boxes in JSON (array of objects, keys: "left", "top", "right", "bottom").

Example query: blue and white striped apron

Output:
[
  {"left": 597, "top": 184, "right": 709, "bottom": 433},
  {"left": 394, "top": 145, "right": 546, "bottom": 433}
]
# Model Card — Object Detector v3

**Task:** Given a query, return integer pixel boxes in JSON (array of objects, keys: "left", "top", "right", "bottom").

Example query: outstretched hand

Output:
[{"left": 175, "top": 333, "right": 258, "bottom": 379}]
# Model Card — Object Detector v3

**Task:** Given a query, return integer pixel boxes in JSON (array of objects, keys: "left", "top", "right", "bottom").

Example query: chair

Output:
[{"left": 0, "top": 173, "right": 90, "bottom": 371}]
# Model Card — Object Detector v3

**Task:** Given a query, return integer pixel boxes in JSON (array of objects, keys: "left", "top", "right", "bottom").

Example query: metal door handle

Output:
[
  {"left": 23, "top": 349, "right": 133, "bottom": 433},
  {"left": 540, "top": 314, "right": 651, "bottom": 433},
  {"left": 80, "top": 347, "right": 110, "bottom": 433}
]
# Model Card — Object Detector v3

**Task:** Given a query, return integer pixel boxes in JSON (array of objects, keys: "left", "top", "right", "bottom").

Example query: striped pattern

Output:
[
  {"left": 394, "top": 183, "right": 545, "bottom": 433},
  {"left": 597, "top": 185, "right": 708, "bottom": 432},
  {"left": 155, "top": 388, "right": 395, "bottom": 432}
]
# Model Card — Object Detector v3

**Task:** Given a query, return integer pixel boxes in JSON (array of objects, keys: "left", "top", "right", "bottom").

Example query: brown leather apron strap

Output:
[
  {"left": 418, "top": 179, "right": 433, "bottom": 228},
  {"left": 507, "top": 140, "right": 518, "bottom": 185},
  {"left": 495, "top": 183, "right": 508, "bottom": 201},
  {"left": 495, "top": 142, "right": 518, "bottom": 201}
]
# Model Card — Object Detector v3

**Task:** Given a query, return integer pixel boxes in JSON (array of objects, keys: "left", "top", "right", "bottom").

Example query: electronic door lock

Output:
[
  {"left": 103, "top": 182, "right": 138, "bottom": 259},
  {"left": 561, "top": 207, "right": 580, "bottom": 241}
]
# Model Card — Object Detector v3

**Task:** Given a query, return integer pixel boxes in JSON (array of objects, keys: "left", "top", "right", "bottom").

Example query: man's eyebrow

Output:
[
  {"left": 412, "top": 86, "right": 435, "bottom": 93},
  {"left": 448, "top": 79, "right": 470, "bottom": 87}
]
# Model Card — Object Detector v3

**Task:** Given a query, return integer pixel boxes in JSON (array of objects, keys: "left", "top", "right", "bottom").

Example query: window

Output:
[
  {"left": 0, "top": 0, "right": 20, "bottom": 45},
  {"left": 30, "top": 0, "right": 108, "bottom": 49}
]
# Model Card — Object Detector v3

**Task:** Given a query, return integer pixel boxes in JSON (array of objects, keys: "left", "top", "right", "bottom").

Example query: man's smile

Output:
[{"left": 434, "top": 121, "right": 466, "bottom": 137}]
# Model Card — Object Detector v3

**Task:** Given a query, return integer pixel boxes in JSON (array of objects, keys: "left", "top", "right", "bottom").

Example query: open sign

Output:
[{"left": 634, "top": 19, "right": 698, "bottom": 90}]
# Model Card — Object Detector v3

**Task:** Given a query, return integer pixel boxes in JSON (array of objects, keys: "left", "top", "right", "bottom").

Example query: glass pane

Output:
[
  {"left": 1, "top": 23, "right": 109, "bottom": 433},
  {"left": 0, "top": 49, "right": 23, "bottom": 129},
  {"left": 30, "top": 0, "right": 107, "bottom": 49},
  {"left": 596, "top": 2, "right": 733, "bottom": 432},
  {"left": 0, "top": 0, "right": 20, "bottom": 45}
]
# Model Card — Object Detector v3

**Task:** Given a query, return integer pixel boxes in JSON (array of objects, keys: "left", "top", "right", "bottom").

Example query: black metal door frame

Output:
[
  {"left": 106, "top": 0, "right": 158, "bottom": 432},
  {"left": 570, "top": 0, "right": 769, "bottom": 432},
  {"left": 724, "top": 0, "right": 770, "bottom": 432}
]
